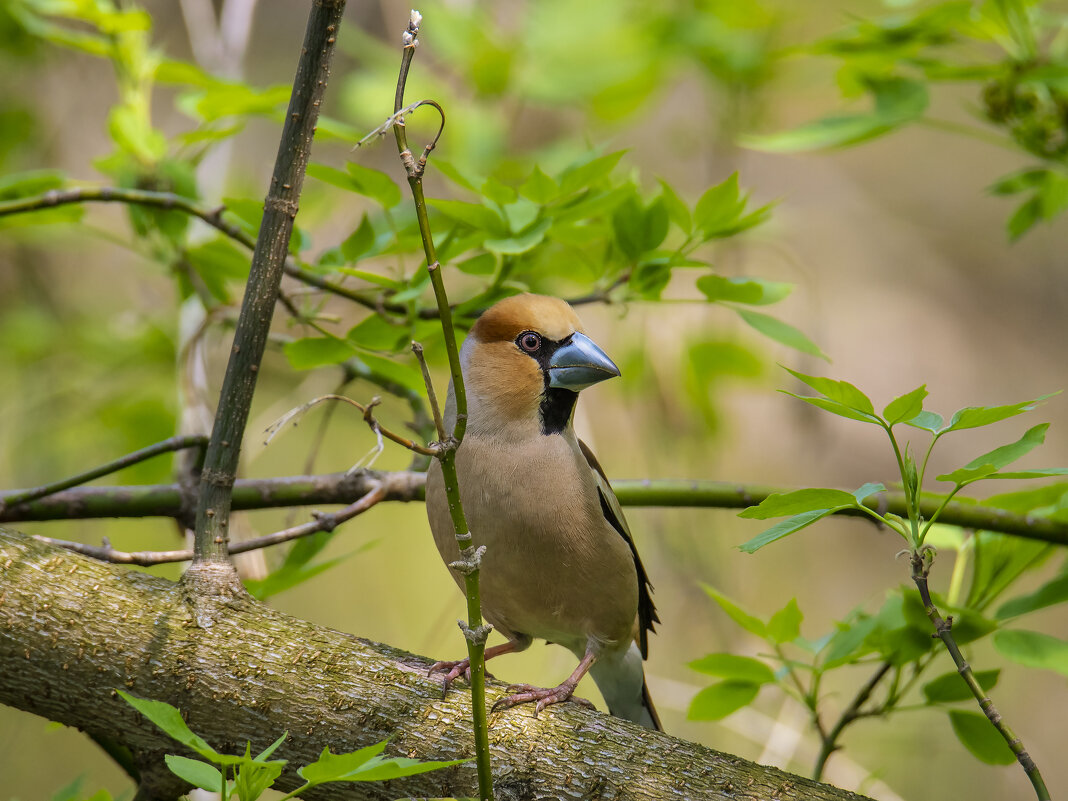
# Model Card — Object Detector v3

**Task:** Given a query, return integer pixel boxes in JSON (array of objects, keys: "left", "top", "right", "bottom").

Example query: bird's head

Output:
[{"left": 461, "top": 294, "right": 620, "bottom": 436}]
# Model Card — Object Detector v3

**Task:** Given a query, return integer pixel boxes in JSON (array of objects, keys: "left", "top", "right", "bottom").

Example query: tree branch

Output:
[
  {"left": 2, "top": 476, "right": 1067, "bottom": 546},
  {"left": 192, "top": 0, "right": 345, "bottom": 569},
  {"left": 32, "top": 481, "right": 388, "bottom": 566},
  {"left": 0, "top": 528, "right": 874, "bottom": 801}
]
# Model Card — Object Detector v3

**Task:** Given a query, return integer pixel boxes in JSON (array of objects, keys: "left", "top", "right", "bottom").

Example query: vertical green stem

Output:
[
  {"left": 191, "top": 0, "right": 346, "bottom": 565},
  {"left": 391, "top": 15, "right": 492, "bottom": 800}
]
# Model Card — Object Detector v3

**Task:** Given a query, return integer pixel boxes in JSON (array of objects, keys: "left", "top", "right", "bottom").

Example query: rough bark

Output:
[{"left": 0, "top": 527, "right": 871, "bottom": 801}]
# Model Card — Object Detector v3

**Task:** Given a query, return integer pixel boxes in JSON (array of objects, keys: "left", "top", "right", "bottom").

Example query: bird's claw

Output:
[
  {"left": 428, "top": 659, "right": 498, "bottom": 698},
  {"left": 427, "top": 658, "right": 471, "bottom": 697},
  {"left": 491, "top": 682, "right": 594, "bottom": 717}
]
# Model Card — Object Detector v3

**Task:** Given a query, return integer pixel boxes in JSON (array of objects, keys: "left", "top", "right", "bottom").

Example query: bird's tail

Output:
[{"left": 590, "top": 642, "right": 662, "bottom": 731}]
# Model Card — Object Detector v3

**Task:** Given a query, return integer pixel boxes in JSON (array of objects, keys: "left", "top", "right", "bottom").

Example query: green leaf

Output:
[
  {"left": 430, "top": 159, "right": 479, "bottom": 192},
  {"left": 743, "top": 77, "right": 927, "bottom": 153},
  {"left": 246, "top": 554, "right": 354, "bottom": 601},
  {"left": 558, "top": 150, "right": 627, "bottom": 195},
  {"left": 987, "top": 468, "right": 1068, "bottom": 479},
  {"left": 738, "top": 310, "right": 827, "bottom": 359},
  {"left": 299, "top": 743, "right": 465, "bottom": 784},
  {"left": 738, "top": 509, "right": 836, "bottom": 553},
  {"left": 484, "top": 219, "right": 551, "bottom": 255},
  {"left": 743, "top": 114, "right": 895, "bottom": 153},
  {"left": 937, "top": 424, "right": 1050, "bottom": 484},
  {"left": 922, "top": 669, "right": 1000, "bottom": 704},
  {"left": 783, "top": 368, "right": 874, "bottom": 413},
  {"left": 694, "top": 173, "right": 743, "bottom": 235},
  {"left": 944, "top": 395, "right": 1055, "bottom": 433},
  {"left": 334, "top": 755, "right": 468, "bottom": 782},
  {"left": 455, "top": 253, "right": 496, "bottom": 275},
  {"left": 883, "top": 385, "right": 928, "bottom": 426},
  {"left": 688, "top": 653, "right": 775, "bottom": 684},
  {"left": 697, "top": 275, "right": 792, "bottom": 306},
  {"left": 657, "top": 179, "right": 692, "bottom": 233},
  {"left": 354, "top": 352, "right": 425, "bottom": 394},
  {"left": 255, "top": 731, "right": 289, "bottom": 762},
  {"left": 0, "top": 169, "right": 66, "bottom": 199},
  {"left": 768, "top": 598, "right": 803, "bottom": 643},
  {"left": 949, "top": 710, "right": 1016, "bottom": 765},
  {"left": 994, "top": 629, "right": 1068, "bottom": 677},
  {"left": 702, "top": 585, "right": 767, "bottom": 638},
  {"left": 907, "top": 410, "right": 944, "bottom": 433},
  {"left": 427, "top": 198, "right": 507, "bottom": 235},
  {"left": 481, "top": 176, "right": 517, "bottom": 206},
  {"left": 233, "top": 745, "right": 286, "bottom": 801},
  {"left": 997, "top": 574, "right": 1068, "bottom": 619},
  {"left": 165, "top": 755, "right": 223, "bottom": 792},
  {"left": 740, "top": 488, "right": 857, "bottom": 519},
  {"left": 49, "top": 776, "right": 84, "bottom": 801},
  {"left": 300, "top": 742, "right": 385, "bottom": 784},
  {"left": 612, "top": 196, "right": 669, "bottom": 261},
  {"left": 628, "top": 261, "right": 672, "bottom": 300},
  {"left": 688, "top": 680, "right": 761, "bottom": 720},
  {"left": 340, "top": 215, "right": 375, "bottom": 262},
  {"left": 283, "top": 337, "right": 352, "bottom": 369},
  {"left": 118, "top": 692, "right": 219, "bottom": 760},
  {"left": 1007, "top": 196, "right": 1042, "bottom": 241},
  {"left": 346, "top": 162, "right": 402, "bottom": 208},
  {"left": 187, "top": 238, "right": 250, "bottom": 301},
  {"left": 347, "top": 315, "right": 406, "bottom": 352},
  {"left": 822, "top": 615, "right": 879, "bottom": 668},
  {"left": 990, "top": 168, "right": 1049, "bottom": 196},
  {"left": 519, "top": 165, "right": 558, "bottom": 204}
]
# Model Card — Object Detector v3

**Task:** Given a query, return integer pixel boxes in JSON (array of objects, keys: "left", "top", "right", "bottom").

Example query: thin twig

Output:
[
  {"left": 263, "top": 393, "right": 441, "bottom": 457},
  {"left": 813, "top": 661, "right": 892, "bottom": 780},
  {"left": 36, "top": 483, "right": 386, "bottom": 566},
  {"left": 0, "top": 436, "right": 208, "bottom": 514},
  {"left": 910, "top": 551, "right": 1050, "bottom": 800},
  {"left": 411, "top": 340, "right": 446, "bottom": 441}
]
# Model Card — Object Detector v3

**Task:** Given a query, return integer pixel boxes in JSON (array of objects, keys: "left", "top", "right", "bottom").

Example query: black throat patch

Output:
[{"left": 539, "top": 387, "right": 578, "bottom": 435}]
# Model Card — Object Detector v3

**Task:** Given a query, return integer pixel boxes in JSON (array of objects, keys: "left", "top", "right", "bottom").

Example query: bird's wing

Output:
[{"left": 579, "top": 439, "right": 660, "bottom": 659}]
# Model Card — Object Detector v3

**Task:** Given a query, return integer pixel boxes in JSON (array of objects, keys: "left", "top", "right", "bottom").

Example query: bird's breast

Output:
[{"left": 425, "top": 432, "right": 638, "bottom": 651}]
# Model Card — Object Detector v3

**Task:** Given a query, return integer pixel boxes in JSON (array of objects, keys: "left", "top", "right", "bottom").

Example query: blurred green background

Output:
[{"left": 2, "top": 1, "right": 1068, "bottom": 799}]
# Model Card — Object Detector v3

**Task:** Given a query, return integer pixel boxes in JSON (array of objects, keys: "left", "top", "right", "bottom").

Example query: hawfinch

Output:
[{"left": 425, "top": 293, "right": 660, "bottom": 730}]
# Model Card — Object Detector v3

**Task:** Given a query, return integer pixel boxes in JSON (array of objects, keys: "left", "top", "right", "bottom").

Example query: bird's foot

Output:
[
  {"left": 427, "top": 658, "right": 471, "bottom": 697},
  {"left": 491, "top": 681, "right": 595, "bottom": 717},
  {"left": 427, "top": 659, "right": 498, "bottom": 698}
]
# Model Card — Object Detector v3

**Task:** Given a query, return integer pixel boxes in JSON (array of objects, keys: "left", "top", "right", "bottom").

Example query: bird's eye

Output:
[{"left": 518, "top": 331, "right": 542, "bottom": 353}]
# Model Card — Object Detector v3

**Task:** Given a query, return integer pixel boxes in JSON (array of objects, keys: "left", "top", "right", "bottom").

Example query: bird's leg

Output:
[
  {"left": 492, "top": 645, "right": 598, "bottom": 717},
  {"left": 428, "top": 640, "right": 521, "bottom": 696}
]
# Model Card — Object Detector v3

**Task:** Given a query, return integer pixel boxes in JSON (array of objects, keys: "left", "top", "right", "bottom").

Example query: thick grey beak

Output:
[{"left": 548, "top": 332, "right": 620, "bottom": 391}]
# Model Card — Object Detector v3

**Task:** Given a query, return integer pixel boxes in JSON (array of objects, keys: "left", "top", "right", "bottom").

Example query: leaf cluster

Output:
[
  {"left": 746, "top": 0, "right": 1068, "bottom": 239},
  {"left": 118, "top": 691, "right": 468, "bottom": 801},
  {"left": 695, "top": 369, "right": 1068, "bottom": 779}
]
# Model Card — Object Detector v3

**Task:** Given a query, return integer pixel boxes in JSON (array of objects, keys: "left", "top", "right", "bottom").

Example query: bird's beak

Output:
[{"left": 548, "top": 332, "right": 621, "bottom": 391}]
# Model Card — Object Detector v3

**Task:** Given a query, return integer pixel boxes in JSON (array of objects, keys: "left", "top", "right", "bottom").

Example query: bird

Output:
[{"left": 425, "top": 293, "right": 660, "bottom": 730}]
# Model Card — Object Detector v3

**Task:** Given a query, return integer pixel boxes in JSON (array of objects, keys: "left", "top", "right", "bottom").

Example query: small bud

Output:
[{"left": 409, "top": 9, "right": 422, "bottom": 28}]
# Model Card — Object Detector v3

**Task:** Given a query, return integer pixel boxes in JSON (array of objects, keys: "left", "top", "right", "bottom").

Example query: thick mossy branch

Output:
[{"left": 0, "top": 528, "right": 872, "bottom": 801}]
